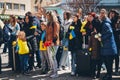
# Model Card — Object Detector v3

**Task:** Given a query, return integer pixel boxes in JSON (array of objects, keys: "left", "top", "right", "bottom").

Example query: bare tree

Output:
[
  {"left": 35, "top": 0, "right": 43, "bottom": 4},
  {"left": 66, "top": 0, "right": 101, "bottom": 15}
]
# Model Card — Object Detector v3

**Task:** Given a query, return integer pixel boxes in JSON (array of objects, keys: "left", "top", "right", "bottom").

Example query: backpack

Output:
[
  {"left": 3, "top": 24, "right": 11, "bottom": 42},
  {"left": 59, "top": 25, "right": 64, "bottom": 41}
]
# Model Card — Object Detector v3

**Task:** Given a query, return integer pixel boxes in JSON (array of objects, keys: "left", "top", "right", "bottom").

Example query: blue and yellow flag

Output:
[
  {"left": 39, "top": 31, "right": 47, "bottom": 50},
  {"left": 69, "top": 30, "right": 76, "bottom": 40}
]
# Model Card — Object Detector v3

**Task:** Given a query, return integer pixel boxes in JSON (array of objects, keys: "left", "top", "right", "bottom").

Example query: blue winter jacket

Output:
[{"left": 101, "top": 17, "right": 117, "bottom": 56}]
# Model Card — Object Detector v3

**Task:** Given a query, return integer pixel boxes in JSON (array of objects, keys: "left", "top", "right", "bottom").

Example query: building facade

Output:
[
  {"left": 0, "top": 0, "right": 31, "bottom": 19},
  {"left": 31, "top": 0, "right": 61, "bottom": 13},
  {"left": 98, "top": 0, "right": 120, "bottom": 12}
]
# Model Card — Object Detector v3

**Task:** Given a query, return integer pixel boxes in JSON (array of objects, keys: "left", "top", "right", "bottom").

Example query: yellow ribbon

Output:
[{"left": 30, "top": 26, "right": 37, "bottom": 29}]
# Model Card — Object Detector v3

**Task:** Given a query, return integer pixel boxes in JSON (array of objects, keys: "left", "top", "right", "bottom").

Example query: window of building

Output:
[
  {"left": 14, "top": 4, "right": 19, "bottom": 10},
  {"left": 34, "top": 6, "right": 38, "bottom": 12},
  {"left": 0, "top": 2, "right": 4, "bottom": 9},
  {"left": 20, "top": 4, "right": 25, "bottom": 11},
  {"left": 6, "top": 3, "right": 12, "bottom": 9}
]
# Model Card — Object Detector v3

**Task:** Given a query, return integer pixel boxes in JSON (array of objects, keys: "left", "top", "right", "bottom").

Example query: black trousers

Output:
[
  {"left": 91, "top": 59, "right": 101, "bottom": 76},
  {"left": 114, "top": 48, "right": 119, "bottom": 72},
  {"left": 0, "top": 54, "right": 1, "bottom": 73},
  {"left": 8, "top": 36, "right": 16, "bottom": 70},
  {"left": 28, "top": 38, "right": 41, "bottom": 69},
  {"left": 101, "top": 55, "right": 114, "bottom": 77},
  {"left": 56, "top": 46, "right": 63, "bottom": 68}
]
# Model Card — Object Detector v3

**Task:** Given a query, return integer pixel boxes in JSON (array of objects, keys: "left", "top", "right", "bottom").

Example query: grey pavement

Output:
[{"left": 0, "top": 45, "right": 120, "bottom": 80}]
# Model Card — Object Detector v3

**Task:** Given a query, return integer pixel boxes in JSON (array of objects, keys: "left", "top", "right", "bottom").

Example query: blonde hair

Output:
[
  {"left": 18, "top": 31, "right": 26, "bottom": 41},
  {"left": 101, "top": 9, "right": 107, "bottom": 14}
]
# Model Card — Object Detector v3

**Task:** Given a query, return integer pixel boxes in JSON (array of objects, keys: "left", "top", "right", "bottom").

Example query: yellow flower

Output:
[
  {"left": 12, "top": 41, "right": 17, "bottom": 46},
  {"left": 89, "top": 48, "right": 92, "bottom": 51},
  {"left": 70, "top": 26, "right": 75, "bottom": 30},
  {"left": 64, "top": 46, "right": 68, "bottom": 51}
]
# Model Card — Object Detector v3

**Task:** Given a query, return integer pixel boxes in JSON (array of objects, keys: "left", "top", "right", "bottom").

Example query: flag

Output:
[{"left": 69, "top": 30, "right": 76, "bottom": 40}]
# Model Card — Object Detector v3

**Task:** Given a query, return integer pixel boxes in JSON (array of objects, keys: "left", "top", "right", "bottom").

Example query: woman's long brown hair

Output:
[{"left": 10, "top": 15, "right": 17, "bottom": 27}]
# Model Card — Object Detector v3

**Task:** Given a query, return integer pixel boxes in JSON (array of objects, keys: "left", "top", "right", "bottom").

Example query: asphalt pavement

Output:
[{"left": 0, "top": 45, "right": 120, "bottom": 80}]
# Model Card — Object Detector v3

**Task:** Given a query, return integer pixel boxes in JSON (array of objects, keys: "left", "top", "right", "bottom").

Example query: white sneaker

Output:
[
  {"left": 71, "top": 72, "right": 75, "bottom": 76},
  {"left": 57, "top": 67, "right": 62, "bottom": 71},
  {"left": 46, "top": 70, "right": 53, "bottom": 76},
  {"left": 50, "top": 73, "right": 59, "bottom": 78}
]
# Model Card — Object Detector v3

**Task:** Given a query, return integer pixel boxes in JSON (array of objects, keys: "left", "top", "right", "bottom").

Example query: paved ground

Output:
[{"left": 0, "top": 45, "right": 120, "bottom": 80}]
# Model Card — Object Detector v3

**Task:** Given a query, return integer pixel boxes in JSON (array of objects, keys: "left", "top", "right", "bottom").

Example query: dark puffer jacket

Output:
[
  {"left": 23, "top": 16, "right": 38, "bottom": 52},
  {"left": 101, "top": 17, "right": 117, "bottom": 56}
]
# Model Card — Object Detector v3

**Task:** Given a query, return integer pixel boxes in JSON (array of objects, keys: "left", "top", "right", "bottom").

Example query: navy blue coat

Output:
[{"left": 101, "top": 17, "right": 117, "bottom": 56}]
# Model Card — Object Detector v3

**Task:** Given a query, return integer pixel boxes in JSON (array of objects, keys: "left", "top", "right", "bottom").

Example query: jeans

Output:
[
  {"left": 47, "top": 46, "right": 59, "bottom": 73},
  {"left": 19, "top": 54, "right": 29, "bottom": 73},
  {"left": 40, "top": 50, "right": 50, "bottom": 70},
  {"left": 71, "top": 51, "right": 76, "bottom": 73},
  {"left": 62, "top": 38, "right": 68, "bottom": 47},
  {"left": 35, "top": 50, "right": 41, "bottom": 67},
  {"left": 60, "top": 50, "right": 71, "bottom": 69}
]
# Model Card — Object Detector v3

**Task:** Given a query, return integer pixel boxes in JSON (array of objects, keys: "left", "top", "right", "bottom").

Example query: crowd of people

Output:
[{"left": 0, "top": 8, "right": 120, "bottom": 80}]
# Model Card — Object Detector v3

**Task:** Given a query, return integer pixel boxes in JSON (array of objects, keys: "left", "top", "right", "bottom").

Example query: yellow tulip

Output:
[
  {"left": 89, "top": 48, "right": 92, "bottom": 51},
  {"left": 70, "top": 26, "right": 75, "bottom": 30},
  {"left": 12, "top": 41, "right": 17, "bottom": 46}
]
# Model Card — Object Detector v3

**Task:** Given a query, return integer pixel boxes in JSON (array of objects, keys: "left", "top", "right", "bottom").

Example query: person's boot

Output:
[
  {"left": 96, "top": 72, "right": 100, "bottom": 78},
  {"left": 50, "top": 72, "right": 59, "bottom": 78},
  {"left": 114, "top": 70, "right": 119, "bottom": 76},
  {"left": 102, "top": 74, "right": 112, "bottom": 80}
]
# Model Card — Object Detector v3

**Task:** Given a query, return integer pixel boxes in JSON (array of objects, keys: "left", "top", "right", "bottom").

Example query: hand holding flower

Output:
[
  {"left": 70, "top": 26, "right": 75, "bottom": 30},
  {"left": 95, "top": 33, "right": 103, "bottom": 47}
]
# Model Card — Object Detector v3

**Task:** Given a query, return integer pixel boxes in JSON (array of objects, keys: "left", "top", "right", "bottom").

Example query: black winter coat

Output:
[
  {"left": 68, "top": 19, "right": 83, "bottom": 51},
  {"left": 23, "top": 22, "right": 38, "bottom": 52}
]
